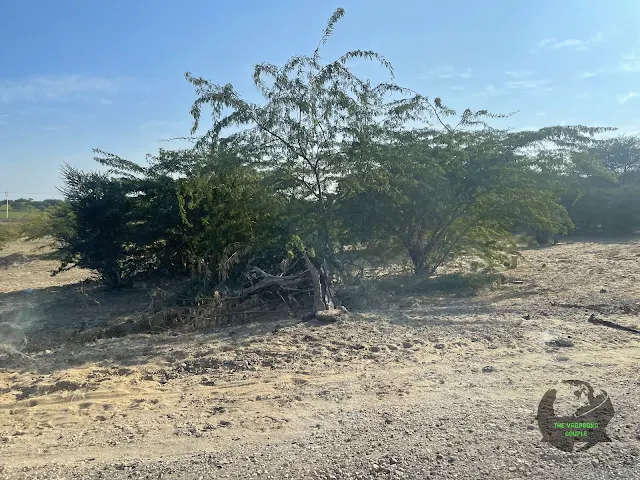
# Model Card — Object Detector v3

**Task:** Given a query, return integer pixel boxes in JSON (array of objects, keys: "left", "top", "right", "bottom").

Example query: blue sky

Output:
[{"left": 1, "top": 0, "right": 639, "bottom": 199}]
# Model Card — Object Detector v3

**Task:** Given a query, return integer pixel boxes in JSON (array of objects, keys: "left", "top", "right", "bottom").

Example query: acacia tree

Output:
[
  {"left": 564, "top": 133, "right": 640, "bottom": 233},
  {"left": 591, "top": 134, "right": 640, "bottom": 176},
  {"left": 185, "top": 8, "right": 467, "bottom": 297},
  {"left": 338, "top": 120, "right": 612, "bottom": 276}
]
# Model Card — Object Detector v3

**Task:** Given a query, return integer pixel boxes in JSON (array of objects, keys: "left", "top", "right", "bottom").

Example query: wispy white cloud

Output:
[
  {"left": 505, "top": 70, "right": 532, "bottom": 78},
  {"left": 533, "top": 32, "right": 604, "bottom": 52},
  {"left": 617, "top": 91, "right": 640, "bottom": 104},
  {"left": 579, "top": 71, "right": 597, "bottom": 78},
  {"left": 0, "top": 75, "right": 130, "bottom": 103},
  {"left": 99, "top": 98, "right": 113, "bottom": 105},
  {"left": 423, "top": 66, "right": 476, "bottom": 80},
  {"left": 473, "top": 78, "right": 552, "bottom": 98},
  {"left": 503, "top": 79, "right": 553, "bottom": 91},
  {"left": 473, "top": 83, "right": 505, "bottom": 97},
  {"left": 576, "top": 90, "right": 590, "bottom": 99},
  {"left": 535, "top": 111, "right": 546, "bottom": 116},
  {"left": 448, "top": 85, "right": 465, "bottom": 91},
  {"left": 619, "top": 54, "right": 640, "bottom": 72}
]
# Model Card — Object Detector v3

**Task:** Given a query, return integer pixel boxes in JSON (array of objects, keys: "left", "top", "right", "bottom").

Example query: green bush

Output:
[{"left": 567, "top": 184, "right": 640, "bottom": 234}]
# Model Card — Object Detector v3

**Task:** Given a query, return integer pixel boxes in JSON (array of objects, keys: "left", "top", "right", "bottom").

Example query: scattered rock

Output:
[
  {"left": 482, "top": 366, "right": 496, "bottom": 373},
  {"left": 546, "top": 338, "right": 574, "bottom": 348},
  {"left": 434, "top": 343, "right": 445, "bottom": 350}
]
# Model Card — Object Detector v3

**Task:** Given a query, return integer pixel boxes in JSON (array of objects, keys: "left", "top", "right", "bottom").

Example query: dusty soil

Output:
[{"left": 1, "top": 238, "right": 640, "bottom": 479}]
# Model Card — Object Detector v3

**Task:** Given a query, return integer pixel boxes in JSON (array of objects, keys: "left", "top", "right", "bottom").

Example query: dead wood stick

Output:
[{"left": 587, "top": 314, "right": 640, "bottom": 335}]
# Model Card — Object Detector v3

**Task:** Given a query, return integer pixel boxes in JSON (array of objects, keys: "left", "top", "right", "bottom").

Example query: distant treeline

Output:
[{"left": 7, "top": 198, "right": 65, "bottom": 212}]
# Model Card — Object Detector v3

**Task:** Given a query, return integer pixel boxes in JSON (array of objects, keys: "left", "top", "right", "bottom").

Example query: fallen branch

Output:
[
  {"left": 587, "top": 314, "right": 640, "bottom": 335},
  {"left": 551, "top": 301, "right": 639, "bottom": 315},
  {"left": 229, "top": 268, "right": 309, "bottom": 298}
]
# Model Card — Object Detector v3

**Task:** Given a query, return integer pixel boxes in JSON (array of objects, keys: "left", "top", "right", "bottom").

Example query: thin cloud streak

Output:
[
  {"left": 0, "top": 75, "right": 131, "bottom": 103},
  {"left": 533, "top": 32, "right": 603, "bottom": 52},
  {"left": 617, "top": 91, "right": 640, "bottom": 104},
  {"left": 619, "top": 55, "right": 640, "bottom": 72},
  {"left": 503, "top": 79, "right": 552, "bottom": 90},
  {"left": 505, "top": 71, "right": 532, "bottom": 78},
  {"left": 423, "top": 66, "right": 476, "bottom": 80}
]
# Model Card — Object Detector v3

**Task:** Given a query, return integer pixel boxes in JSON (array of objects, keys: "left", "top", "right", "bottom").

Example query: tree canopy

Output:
[{"left": 28, "top": 8, "right": 636, "bottom": 313}]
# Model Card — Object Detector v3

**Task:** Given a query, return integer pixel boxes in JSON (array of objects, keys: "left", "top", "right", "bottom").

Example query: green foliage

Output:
[
  {"left": 58, "top": 164, "right": 138, "bottom": 288},
  {"left": 172, "top": 162, "right": 295, "bottom": 290},
  {"left": 561, "top": 134, "right": 640, "bottom": 234},
  {"left": 6, "top": 198, "right": 64, "bottom": 213},
  {"left": 337, "top": 124, "right": 608, "bottom": 275},
  {"left": 54, "top": 145, "right": 303, "bottom": 291},
  {"left": 567, "top": 184, "right": 640, "bottom": 233},
  {"left": 184, "top": 8, "right": 482, "bottom": 268},
  {"left": 0, "top": 223, "right": 20, "bottom": 250},
  {"left": 591, "top": 134, "right": 640, "bottom": 175},
  {"left": 48, "top": 7, "right": 627, "bottom": 300}
]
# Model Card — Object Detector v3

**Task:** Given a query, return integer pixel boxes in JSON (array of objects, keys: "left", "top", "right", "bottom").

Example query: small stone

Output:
[
  {"left": 434, "top": 343, "right": 445, "bottom": 350},
  {"left": 527, "top": 424, "right": 537, "bottom": 430},
  {"left": 600, "top": 288, "right": 607, "bottom": 293},
  {"left": 547, "top": 338, "right": 574, "bottom": 348},
  {"left": 402, "top": 342, "right": 413, "bottom": 349},
  {"left": 591, "top": 459, "right": 600, "bottom": 467},
  {"left": 482, "top": 366, "right": 496, "bottom": 373},
  {"left": 370, "top": 346, "right": 381, "bottom": 353}
]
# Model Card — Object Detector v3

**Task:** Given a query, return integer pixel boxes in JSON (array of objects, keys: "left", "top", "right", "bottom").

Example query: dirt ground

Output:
[{"left": 0, "top": 237, "right": 639, "bottom": 479}]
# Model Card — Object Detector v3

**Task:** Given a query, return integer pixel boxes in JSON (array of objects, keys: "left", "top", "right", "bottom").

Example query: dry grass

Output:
[{"left": 0, "top": 238, "right": 92, "bottom": 293}]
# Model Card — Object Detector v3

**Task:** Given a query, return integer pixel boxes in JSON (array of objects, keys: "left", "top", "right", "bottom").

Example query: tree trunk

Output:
[
  {"left": 319, "top": 258, "right": 335, "bottom": 310},
  {"left": 408, "top": 247, "right": 430, "bottom": 277},
  {"left": 303, "top": 253, "right": 334, "bottom": 313}
]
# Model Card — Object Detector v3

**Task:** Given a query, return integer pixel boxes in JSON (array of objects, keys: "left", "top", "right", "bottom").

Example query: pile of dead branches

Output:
[{"left": 72, "top": 253, "right": 344, "bottom": 342}]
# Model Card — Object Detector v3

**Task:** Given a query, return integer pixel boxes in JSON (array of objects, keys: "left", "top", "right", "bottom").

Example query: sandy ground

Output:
[{"left": 0, "top": 238, "right": 640, "bottom": 479}]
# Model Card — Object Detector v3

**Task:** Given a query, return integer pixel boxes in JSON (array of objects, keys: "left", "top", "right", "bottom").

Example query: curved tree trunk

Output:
[{"left": 303, "top": 253, "right": 334, "bottom": 313}]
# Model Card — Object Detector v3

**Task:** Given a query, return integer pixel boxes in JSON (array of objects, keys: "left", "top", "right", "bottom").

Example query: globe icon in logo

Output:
[{"left": 536, "top": 380, "right": 615, "bottom": 452}]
